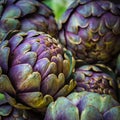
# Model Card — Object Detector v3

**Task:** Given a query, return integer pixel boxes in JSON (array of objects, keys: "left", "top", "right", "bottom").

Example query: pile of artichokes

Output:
[{"left": 0, "top": 0, "right": 120, "bottom": 119}]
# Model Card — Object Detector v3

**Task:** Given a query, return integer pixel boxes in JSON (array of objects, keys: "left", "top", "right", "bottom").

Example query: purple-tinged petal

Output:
[{"left": 18, "top": 92, "right": 53, "bottom": 109}]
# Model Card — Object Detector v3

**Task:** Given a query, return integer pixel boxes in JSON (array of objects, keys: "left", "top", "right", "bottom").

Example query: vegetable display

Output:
[{"left": 0, "top": 0, "right": 120, "bottom": 119}]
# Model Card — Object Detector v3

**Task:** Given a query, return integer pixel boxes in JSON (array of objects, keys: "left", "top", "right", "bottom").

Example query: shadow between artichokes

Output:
[{"left": 0, "top": 30, "right": 76, "bottom": 112}]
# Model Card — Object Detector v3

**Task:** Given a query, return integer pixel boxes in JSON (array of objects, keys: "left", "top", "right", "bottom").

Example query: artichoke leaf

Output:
[
  {"left": 18, "top": 92, "right": 53, "bottom": 109},
  {"left": 0, "top": 74, "right": 16, "bottom": 95},
  {"left": 0, "top": 104, "right": 12, "bottom": 116},
  {"left": 2, "top": 18, "right": 20, "bottom": 31},
  {"left": 0, "top": 41, "right": 10, "bottom": 73},
  {"left": 54, "top": 79, "right": 76, "bottom": 99},
  {"left": 18, "top": 71, "right": 41, "bottom": 92},
  {"left": 103, "top": 106, "right": 120, "bottom": 120},
  {"left": 64, "top": 49, "right": 76, "bottom": 79},
  {"left": 1, "top": 5, "right": 21, "bottom": 19},
  {"left": 4, "top": 93, "right": 31, "bottom": 110},
  {"left": 9, "top": 64, "right": 41, "bottom": 93},
  {"left": 80, "top": 105, "right": 103, "bottom": 120},
  {"left": 16, "top": 0, "right": 37, "bottom": 16},
  {"left": 41, "top": 73, "right": 65, "bottom": 96}
]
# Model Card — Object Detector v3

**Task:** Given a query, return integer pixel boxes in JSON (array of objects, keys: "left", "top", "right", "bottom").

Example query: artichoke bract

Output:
[
  {"left": 73, "top": 64, "right": 117, "bottom": 99},
  {"left": 44, "top": 91, "right": 120, "bottom": 120},
  {"left": 0, "top": 30, "right": 76, "bottom": 111},
  {"left": 59, "top": 0, "right": 120, "bottom": 63},
  {"left": 0, "top": 0, "right": 58, "bottom": 42}
]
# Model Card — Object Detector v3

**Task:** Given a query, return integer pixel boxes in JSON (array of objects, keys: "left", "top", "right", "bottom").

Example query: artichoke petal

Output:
[
  {"left": 2, "top": 18, "right": 20, "bottom": 31},
  {"left": 21, "top": 19, "right": 37, "bottom": 32},
  {"left": 34, "top": 58, "right": 50, "bottom": 77},
  {"left": 5, "top": 93, "right": 31, "bottom": 110},
  {"left": 0, "top": 40, "right": 10, "bottom": 73},
  {"left": 81, "top": 105, "right": 103, "bottom": 120},
  {"left": 1, "top": 5, "right": 21, "bottom": 19},
  {"left": 66, "top": 31, "right": 82, "bottom": 45},
  {"left": 0, "top": 104, "right": 12, "bottom": 116},
  {"left": 9, "top": 64, "right": 41, "bottom": 92},
  {"left": 0, "top": 74, "right": 16, "bottom": 95},
  {"left": 42, "top": 62, "right": 57, "bottom": 79},
  {"left": 41, "top": 73, "right": 65, "bottom": 96},
  {"left": 18, "top": 92, "right": 53, "bottom": 109},
  {"left": 54, "top": 79, "right": 76, "bottom": 99},
  {"left": 103, "top": 106, "right": 120, "bottom": 120},
  {"left": 51, "top": 54, "right": 63, "bottom": 73},
  {"left": 9, "top": 34, "right": 24, "bottom": 51},
  {"left": 12, "top": 52, "right": 37, "bottom": 67},
  {"left": 16, "top": 0, "right": 37, "bottom": 16}
]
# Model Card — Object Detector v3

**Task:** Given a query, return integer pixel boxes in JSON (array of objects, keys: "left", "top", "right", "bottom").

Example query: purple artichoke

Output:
[
  {"left": 0, "top": 30, "right": 76, "bottom": 111},
  {"left": 73, "top": 64, "right": 117, "bottom": 99},
  {"left": 45, "top": 91, "right": 120, "bottom": 120},
  {"left": 59, "top": 0, "right": 120, "bottom": 63},
  {"left": 0, "top": 0, "right": 58, "bottom": 42}
]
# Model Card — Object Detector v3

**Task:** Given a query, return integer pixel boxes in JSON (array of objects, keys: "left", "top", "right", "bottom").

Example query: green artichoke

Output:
[
  {"left": 45, "top": 91, "right": 120, "bottom": 120},
  {"left": 0, "top": 30, "right": 76, "bottom": 111},
  {"left": 59, "top": 0, "right": 120, "bottom": 63},
  {"left": 0, "top": 0, "right": 58, "bottom": 42},
  {"left": 73, "top": 64, "right": 117, "bottom": 99}
]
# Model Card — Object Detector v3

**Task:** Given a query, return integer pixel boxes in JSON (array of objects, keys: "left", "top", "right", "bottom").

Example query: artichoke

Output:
[
  {"left": 73, "top": 64, "right": 117, "bottom": 99},
  {"left": 59, "top": 0, "right": 120, "bottom": 63},
  {"left": 0, "top": 30, "right": 76, "bottom": 111},
  {"left": 0, "top": 0, "right": 58, "bottom": 42},
  {"left": 44, "top": 91, "right": 120, "bottom": 120}
]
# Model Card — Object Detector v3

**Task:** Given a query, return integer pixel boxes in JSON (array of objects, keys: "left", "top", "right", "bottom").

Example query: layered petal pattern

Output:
[
  {"left": 0, "top": 30, "right": 76, "bottom": 111},
  {"left": 45, "top": 91, "right": 120, "bottom": 120},
  {"left": 59, "top": 0, "right": 120, "bottom": 63},
  {"left": 73, "top": 64, "right": 117, "bottom": 99}
]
